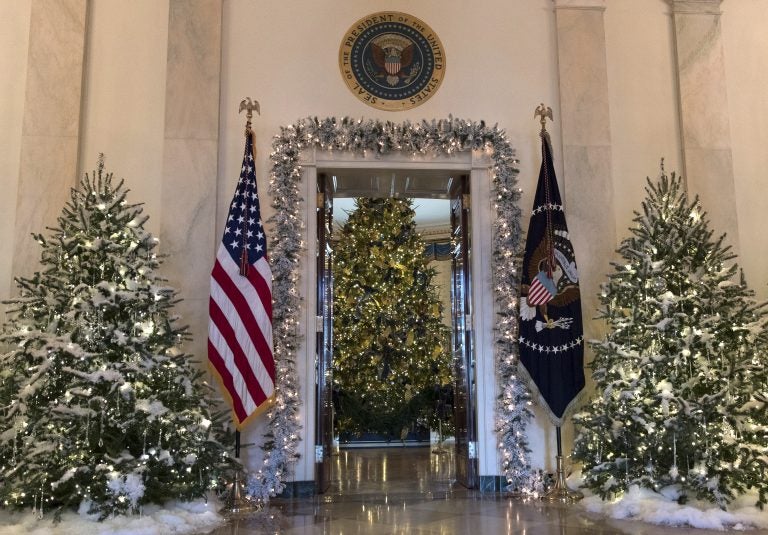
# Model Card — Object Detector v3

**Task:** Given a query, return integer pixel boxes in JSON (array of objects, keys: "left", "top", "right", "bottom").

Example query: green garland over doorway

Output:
[{"left": 248, "top": 116, "right": 535, "bottom": 501}]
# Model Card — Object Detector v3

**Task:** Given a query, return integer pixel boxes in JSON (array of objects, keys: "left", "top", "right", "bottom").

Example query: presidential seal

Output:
[{"left": 339, "top": 12, "right": 446, "bottom": 111}]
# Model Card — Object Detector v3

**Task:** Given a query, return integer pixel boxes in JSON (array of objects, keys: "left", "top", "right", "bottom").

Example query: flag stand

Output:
[
  {"left": 523, "top": 105, "right": 582, "bottom": 504},
  {"left": 432, "top": 420, "right": 447, "bottom": 455},
  {"left": 222, "top": 430, "right": 261, "bottom": 515},
  {"left": 220, "top": 98, "right": 263, "bottom": 517},
  {"left": 542, "top": 426, "right": 582, "bottom": 503}
]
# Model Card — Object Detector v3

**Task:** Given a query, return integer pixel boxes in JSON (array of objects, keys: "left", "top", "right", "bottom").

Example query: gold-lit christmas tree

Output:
[{"left": 333, "top": 198, "right": 452, "bottom": 439}]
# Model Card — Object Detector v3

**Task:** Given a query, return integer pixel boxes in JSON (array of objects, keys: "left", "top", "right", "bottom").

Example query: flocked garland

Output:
[{"left": 247, "top": 116, "right": 535, "bottom": 501}]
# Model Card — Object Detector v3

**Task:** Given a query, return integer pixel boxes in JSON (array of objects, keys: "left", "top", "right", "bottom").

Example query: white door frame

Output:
[{"left": 292, "top": 147, "right": 500, "bottom": 487}]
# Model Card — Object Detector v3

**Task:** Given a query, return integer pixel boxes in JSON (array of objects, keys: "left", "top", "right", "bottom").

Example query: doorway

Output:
[
  {"left": 260, "top": 118, "right": 527, "bottom": 503},
  {"left": 314, "top": 168, "right": 477, "bottom": 495}
]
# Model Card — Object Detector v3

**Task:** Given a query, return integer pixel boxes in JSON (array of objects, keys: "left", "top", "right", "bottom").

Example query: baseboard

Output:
[
  {"left": 339, "top": 440, "right": 431, "bottom": 449},
  {"left": 277, "top": 480, "right": 316, "bottom": 498},
  {"left": 479, "top": 475, "right": 508, "bottom": 492},
  {"left": 277, "top": 477, "right": 509, "bottom": 497}
]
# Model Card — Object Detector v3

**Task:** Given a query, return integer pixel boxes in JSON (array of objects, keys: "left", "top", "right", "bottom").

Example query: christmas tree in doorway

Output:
[
  {"left": 333, "top": 198, "right": 452, "bottom": 439},
  {"left": 0, "top": 158, "right": 234, "bottom": 519},
  {"left": 572, "top": 166, "right": 768, "bottom": 508}
]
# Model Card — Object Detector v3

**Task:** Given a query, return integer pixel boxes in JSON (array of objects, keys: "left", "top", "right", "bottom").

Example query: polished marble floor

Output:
[{"left": 212, "top": 447, "right": 768, "bottom": 534}]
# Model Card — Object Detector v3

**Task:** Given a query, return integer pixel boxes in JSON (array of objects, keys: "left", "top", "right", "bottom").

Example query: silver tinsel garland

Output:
[{"left": 247, "top": 116, "right": 534, "bottom": 501}]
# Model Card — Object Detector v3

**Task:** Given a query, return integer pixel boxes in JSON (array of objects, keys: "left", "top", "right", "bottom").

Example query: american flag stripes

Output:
[{"left": 208, "top": 132, "right": 275, "bottom": 429}]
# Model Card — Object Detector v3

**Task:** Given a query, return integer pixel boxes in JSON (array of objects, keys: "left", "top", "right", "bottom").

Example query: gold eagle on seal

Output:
[{"left": 371, "top": 33, "right": 415, "bottom": 86}]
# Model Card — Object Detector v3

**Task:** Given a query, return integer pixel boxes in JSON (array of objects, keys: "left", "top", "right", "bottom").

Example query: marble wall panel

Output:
[
  {"left": 160, "top": 0, "right": 222, "bottom": 362},
  {"left": 13, "top": 137, "right": 80, "bottom": 275},
  {"left": 554, "top": 1, "right": 616, "bottom": 338},
  {"left": 670, "top": 0, "right": 739, "bottom": 249},
  {"left": 12, "top": 0, "right": 87, "bottom": 281},
  {"left": 674, "top": 12, "right": 731, "bottom": 149},
  {"left": 562, "top": 144, "right": 613, "bottom": 327},
  {"left": 682, "top": 147, "right": 739, "bottom": 244},
  {"left": 164, "top": 0, "right": 222, "bottom": 141},
  {"left": 160, "top": 139, "right": 219, "bottom": 358},
  {"left": 555, "top": 8, "right": 611, "bottom": 146},
  {"left": 554, "top": 1, "right": 615, "bottom": 451},
  {"left": 160, "top": 137, "right": 219, "bottom": 262},
  {"left": 22, "top": 0, "right": 86, "bottom": 137}
]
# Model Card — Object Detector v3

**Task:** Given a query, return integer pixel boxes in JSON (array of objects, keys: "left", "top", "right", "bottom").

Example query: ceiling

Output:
[
  {"left": 323, "top": 168, "right": 457, "bottom": 228},
  {"left": 333, "top": 197, "right": 451, "bottom": 228}
]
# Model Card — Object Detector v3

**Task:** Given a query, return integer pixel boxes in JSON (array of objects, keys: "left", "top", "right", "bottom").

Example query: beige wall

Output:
[
  {"left": 218, "top": 0, "right": 562, "bottom": 238},
  {"left": 1, "top": 0, "right": 766, "bottom": 480},
  {"left": 605, "top": 0, "right": 683, "bottom": 239}
]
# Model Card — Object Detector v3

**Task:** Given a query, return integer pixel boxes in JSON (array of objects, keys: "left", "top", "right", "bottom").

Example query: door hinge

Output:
[
  {"left": 462, "top": 194, "right": 471, "bottom": 209},
  {"left": 316, "top": 315, "right": 323, "bottom": 333},
  {"left": 315, "top": 445, "right": 324, "bottom": 463},
  {"left": 468, "top": 441, "right": 478, "bottom": 459},
  {"left": 317, "top": 192, "right": 324, "bottom": 208}
]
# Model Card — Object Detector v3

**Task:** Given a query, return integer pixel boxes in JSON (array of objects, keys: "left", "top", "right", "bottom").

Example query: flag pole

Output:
[
  {"left": 542, "top": 425, "right": 583, "bottom": 503},
  {"left": 233, "top": 96, "right": 260, "bottom": 459},
  {"left": 221, "top": 98, "right": 262, "bottom": 516},
  {"left": 532, "top": 103, "right": 583, "bottom": 504}
]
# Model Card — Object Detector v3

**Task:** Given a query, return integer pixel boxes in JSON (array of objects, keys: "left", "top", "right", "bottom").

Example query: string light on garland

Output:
[{"left": 247, "top": 116, "right": 536, "bottom": 501}]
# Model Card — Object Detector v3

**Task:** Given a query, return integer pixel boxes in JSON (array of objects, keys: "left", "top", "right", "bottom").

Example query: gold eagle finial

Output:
[
  {"left": 534, "top": 103, "right": 553, "bottom": 134},
  {"left": 239, "top": 97, "right": 260, "bottom": 118},
  {"left": 239, "top": 98, "right": 260, "bottom": 137}
]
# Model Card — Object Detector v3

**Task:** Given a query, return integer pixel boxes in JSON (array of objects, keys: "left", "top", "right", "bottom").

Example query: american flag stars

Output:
[{"left": 223, "top": 152, "right": 268, "bottom": 264}]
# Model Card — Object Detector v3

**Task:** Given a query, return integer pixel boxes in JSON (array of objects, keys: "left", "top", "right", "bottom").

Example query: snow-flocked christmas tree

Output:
[
  {"left": 0, "top": 158, "right": 234, "bottom": 519},
  {"left": 333, "top": 198, "right": 452, "bottom": 438},
  {"left": 573, "top": 166, "right": 768, "bottom": 508}
]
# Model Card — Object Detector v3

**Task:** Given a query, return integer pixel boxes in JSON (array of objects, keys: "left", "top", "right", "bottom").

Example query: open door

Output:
[
  {"left": 450, "top": 174, "right": 478, "bottom": 488},
  {"left": 315, "top": 173, "right": 334, "bottom": 493}
]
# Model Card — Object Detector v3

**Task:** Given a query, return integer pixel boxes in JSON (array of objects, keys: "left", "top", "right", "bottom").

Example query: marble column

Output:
[
  {"left": 669, "top": 0, "right": 739, "bottom": 251},
  {"left": 554, "top": 0, "right": 615, "bottom": 337},
  {"left": 159, "top": 0, "right": 222, "bottom": 361},
  {"left": 553, "top": 0, "right": 615, "bottom": 455},
  {"left": 12, "top": 0, "right": 88, "bottom": 281}
]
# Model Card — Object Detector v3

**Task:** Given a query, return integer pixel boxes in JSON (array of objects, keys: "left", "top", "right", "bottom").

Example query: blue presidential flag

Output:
[{"left": 519, "top": 134, "right": 584, "bottom": 423}]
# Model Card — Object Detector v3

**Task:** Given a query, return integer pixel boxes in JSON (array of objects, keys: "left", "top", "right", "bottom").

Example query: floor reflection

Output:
[
  {"left": 330, "top": 446, "right": 455, "bottom": 497},
  {"left": 211, "top": 447, "right": 768, "bottom": 535}
]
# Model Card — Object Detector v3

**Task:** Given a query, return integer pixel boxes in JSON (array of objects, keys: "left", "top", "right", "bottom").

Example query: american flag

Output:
[{"left": 208, "top": 132, "right": 274, "bottom": 429}]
